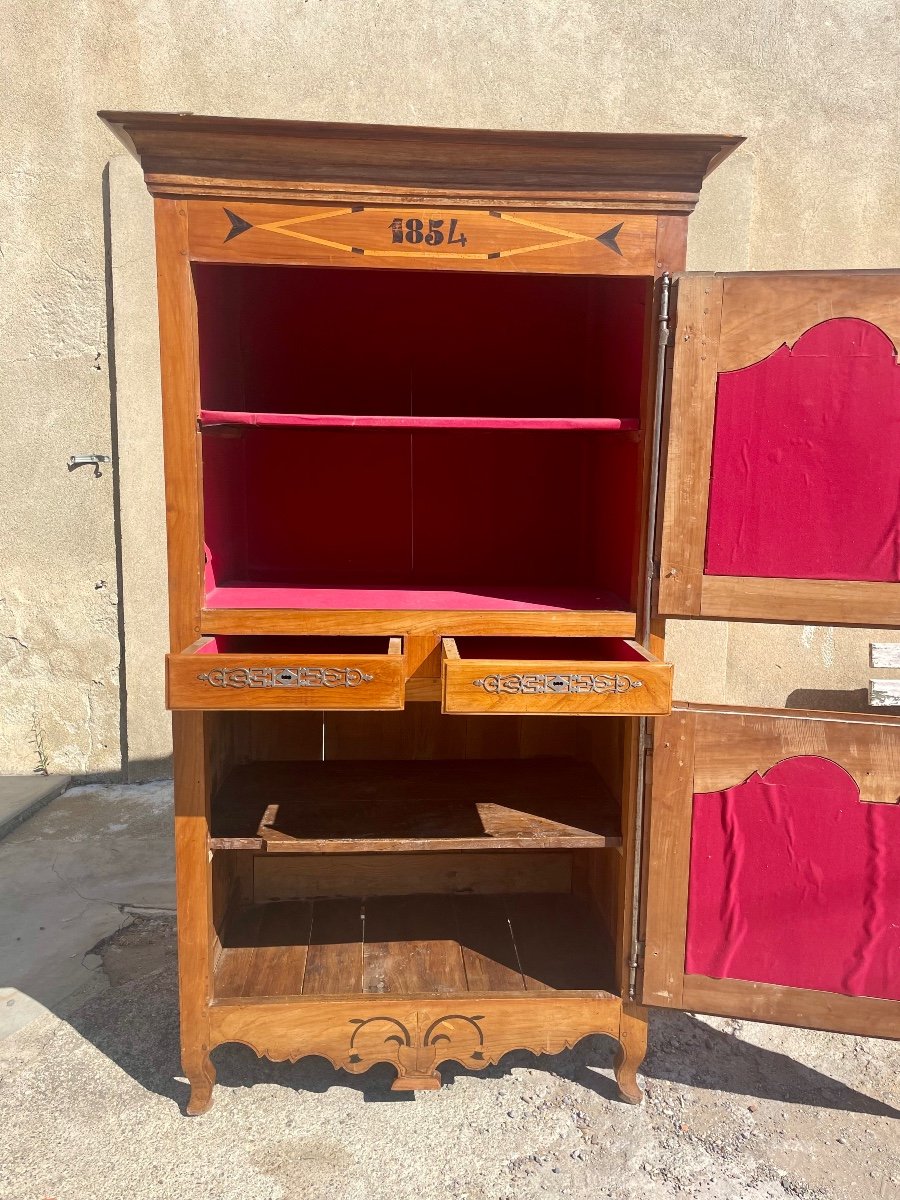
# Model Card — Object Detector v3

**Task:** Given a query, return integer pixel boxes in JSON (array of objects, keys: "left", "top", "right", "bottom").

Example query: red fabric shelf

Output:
[
  {"left": 200, "top": 410, "right": 640, "bottom": 432},
  {"left": 205, "top": 584, "right": 629, "bottom": 613}
]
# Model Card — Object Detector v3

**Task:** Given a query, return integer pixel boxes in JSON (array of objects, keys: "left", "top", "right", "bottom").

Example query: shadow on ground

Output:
[{"left": 65, "top": 914, "right": 899, "bottom": 1119}]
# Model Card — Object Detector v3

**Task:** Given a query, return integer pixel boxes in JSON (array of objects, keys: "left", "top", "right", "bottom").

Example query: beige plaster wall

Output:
[{"left": 2, "top": 1, "right": 897, "bottom": 777}]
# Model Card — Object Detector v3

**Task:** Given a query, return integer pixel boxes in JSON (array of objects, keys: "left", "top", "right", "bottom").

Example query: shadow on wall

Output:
[
  {"left": 786, "top": 688, "right": 870, "bottom": 713},
  {"left": 101, "top": 164, "right": 173, "bottom": 787},
  {"left": 123, "top": 756, "right": 174, "bottom": 783}
]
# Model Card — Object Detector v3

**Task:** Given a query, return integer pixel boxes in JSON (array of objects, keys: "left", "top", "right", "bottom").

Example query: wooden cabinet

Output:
[{"left": 100, "top": 110, "right": 899, "bottom": 1115}]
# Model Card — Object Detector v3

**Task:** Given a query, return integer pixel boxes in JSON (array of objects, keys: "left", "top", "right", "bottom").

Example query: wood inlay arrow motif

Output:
[{"left": 220, "top": 206, "right": 628, "bottom": 262}]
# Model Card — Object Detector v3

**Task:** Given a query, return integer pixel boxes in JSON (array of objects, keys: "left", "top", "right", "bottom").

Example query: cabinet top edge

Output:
[{"left": 97, "top": 110, "right": 744, "bottom": 206}]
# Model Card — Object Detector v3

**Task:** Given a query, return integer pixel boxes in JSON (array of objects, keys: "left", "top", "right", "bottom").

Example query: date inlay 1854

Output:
[{"left": 390, "top": 217, "right": 468, "bottom": 247}]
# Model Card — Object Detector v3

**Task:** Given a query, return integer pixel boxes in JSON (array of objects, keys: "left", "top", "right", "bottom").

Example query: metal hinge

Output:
[
  {"left": 628, "top": 940, "right": 646, "bottom": 974},
  {"left": 639, "top": 725, "right": 654, "bottom": 755}
]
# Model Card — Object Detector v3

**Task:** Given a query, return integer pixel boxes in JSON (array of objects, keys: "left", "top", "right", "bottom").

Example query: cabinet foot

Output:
[
  {"left": 391, "top": 1070, "right": 442, "bottom": 1092},
  {"left": 614, "top": 1003, "right": 648, "bottom": 1105},
  {"left": 184, "top": 1050, "right": 216, "bottom": 1115}
]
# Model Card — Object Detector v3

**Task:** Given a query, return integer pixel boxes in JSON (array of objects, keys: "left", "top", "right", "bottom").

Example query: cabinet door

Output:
[
  {"left": 641, "top": 705, "right": 900, "bottom": 1037},
  {"left": 658, "top": 272, "right": 900, "bottom": 624}
]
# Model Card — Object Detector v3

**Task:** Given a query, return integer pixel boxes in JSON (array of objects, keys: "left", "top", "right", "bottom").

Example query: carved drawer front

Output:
[
  {"left": 441, "top": 636, "right": 671, "bottom": 716},
  {"left": 167, "top": 636, "right": 405, "bottom": 711}
]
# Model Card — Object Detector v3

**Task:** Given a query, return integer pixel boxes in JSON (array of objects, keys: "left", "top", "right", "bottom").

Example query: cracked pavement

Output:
[
  {"left": 1, "top": 782, "right": 898, "bottom": 1199},
  {"left": 0, "top": 778, "right": 173, "bottom": 1037}
]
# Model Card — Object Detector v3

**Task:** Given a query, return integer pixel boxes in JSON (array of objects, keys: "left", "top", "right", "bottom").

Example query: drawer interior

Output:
[
  {"left": 189, "top": 635, "right": 402, "bottom": 657},
  {"left": 444, "top": 636, "right": 657, "bottom": 664}
]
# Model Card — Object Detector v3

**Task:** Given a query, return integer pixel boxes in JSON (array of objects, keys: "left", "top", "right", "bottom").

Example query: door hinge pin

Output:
[{"left": 628, "top": 941, "right": 646, "bottom": 973}]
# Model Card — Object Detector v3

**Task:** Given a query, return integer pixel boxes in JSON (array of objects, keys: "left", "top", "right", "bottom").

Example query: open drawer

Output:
[
  {"left": 441, "top": 637, "right": 672, "bottom": 716},
  {"left": 167, "top": 636, "right": 405, "bottom": 711}
]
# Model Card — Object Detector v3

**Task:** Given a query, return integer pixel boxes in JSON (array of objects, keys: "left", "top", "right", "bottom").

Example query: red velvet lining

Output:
[
  {"left": 705, "top": 319, "right": 900, "bottom": 582},
  {"left": 200, "top": 410, "right": 639, "bottom": 432},
  {"left": 196, "top": 264, "right": 647, "bottom": 611},
  {"left": 453, "top": 637, "right": 641, "bottom": 661},
  {"left": 205, "top": 585, "right": 622, "bottom": 612},
  {"left": 686, "top": 755, "right": 900, "bottom": 1002},
  {"left": 194, "top": 264, "right": 648, "bottom": 420},
  {"left": 196, "top": 636, "right": 392, "bottom": 654},
  {"left": 201, "top": 427, "right": 640, "bottom": 609}
]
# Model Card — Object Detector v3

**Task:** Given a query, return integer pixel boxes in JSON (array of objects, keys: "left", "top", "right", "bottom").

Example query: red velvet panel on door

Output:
[
  {"left": 705, "top": 319, "right": 900, "bottom": 582},
  {"left": 686, "top": 755, "right": 900, "bottom": 1002}
]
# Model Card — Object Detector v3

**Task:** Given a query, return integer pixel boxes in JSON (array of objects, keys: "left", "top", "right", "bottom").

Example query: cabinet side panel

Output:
[{"left": 154, "top": 198, "right": 204, "bottom": 649}]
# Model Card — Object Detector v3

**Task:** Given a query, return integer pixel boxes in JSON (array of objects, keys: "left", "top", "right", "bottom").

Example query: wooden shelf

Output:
[
  {"left": 200, "top": 410, "right": 640, "bottom": 433},
  {"left": 210, "top": 759, "right": 621, "bottom": 853},
  {"left": 205, "top": 583, "right": 632, "bottom": 616},
  {"left": 214, "top": 893, "right": 616, "bottom": 1001}
]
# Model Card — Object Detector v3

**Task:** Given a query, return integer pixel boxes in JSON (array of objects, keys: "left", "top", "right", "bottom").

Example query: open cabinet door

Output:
[
  {"left": 640, "top": 705, "right": 900, "bottom": 1037},
  {"left": 658, "top": 271, "right": 900, "bottom": 624}
]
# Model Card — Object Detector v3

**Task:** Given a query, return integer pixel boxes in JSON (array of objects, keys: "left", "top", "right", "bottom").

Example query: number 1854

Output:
[{"left": 390, "top": 217, "right": 468, "bottom": 247}]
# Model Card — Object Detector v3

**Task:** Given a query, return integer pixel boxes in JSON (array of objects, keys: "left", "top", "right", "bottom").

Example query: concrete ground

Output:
[
  {"left": 0, "top": 775, "right": 70, "bottom": 840},
  {"left": 0, "top": 784, "right": 898, "bottom": 1200}
]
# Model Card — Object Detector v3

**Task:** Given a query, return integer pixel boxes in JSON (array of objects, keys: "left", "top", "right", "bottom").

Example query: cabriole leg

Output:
[
  {"left": 184, "top": 1047, "right": 216, "bottom": 1115},
  {"left": 614, "top": 1003, "right": 648, "bottom": 1104}
]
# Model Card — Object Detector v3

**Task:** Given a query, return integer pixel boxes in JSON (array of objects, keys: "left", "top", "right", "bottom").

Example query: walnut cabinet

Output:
[{"left": 100, "top": 112, "right": 900, "bottom": 1114}]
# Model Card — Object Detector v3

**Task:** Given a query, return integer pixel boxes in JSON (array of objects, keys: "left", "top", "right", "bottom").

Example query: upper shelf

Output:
[
  {"left": 199, "top": 410, "right": 641, "bottom": 433},
  {"left": 204, "top": 583, "right": 631, "bottom": 615}
]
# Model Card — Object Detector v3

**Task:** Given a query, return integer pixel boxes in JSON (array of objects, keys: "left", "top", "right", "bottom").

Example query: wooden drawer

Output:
[
  {"left": 167, "top": 636, "right": 405, "bottom": 711},
  {"left": 441, "top": 636, "right": 671, "bottom": 716}
]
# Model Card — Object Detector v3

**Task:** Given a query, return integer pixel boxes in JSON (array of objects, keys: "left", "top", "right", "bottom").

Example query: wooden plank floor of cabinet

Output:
[{"left": 213, "top": 894, "right": 617, "bottom": 1002}]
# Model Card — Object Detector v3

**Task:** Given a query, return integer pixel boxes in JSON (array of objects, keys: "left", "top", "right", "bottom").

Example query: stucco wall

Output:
[{"left": 2, "top": 2, "right": 897, "bottom": 778}]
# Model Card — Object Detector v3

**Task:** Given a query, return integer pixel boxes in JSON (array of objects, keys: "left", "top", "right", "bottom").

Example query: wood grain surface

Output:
[
  {"left": 214, "top": 892, "right": 616, "bottom": 1000},
  {"left": 208, "top": 757, "right": 622, "bottom": 852},
  {"left": 187, "top": 200, "right": 658, "bottom": 276},
  {"left": 100, "top": 111, "right": 743, "bottom": 213},
  {"left": 717, "top": 271, "right": 900, "bottom": 372},
  {"left": 442, "top": 637, "right": 672, "bottom": 716},
  {"left": 252, "top": 851, "right": 574, "bottom": 902},
  {"left": 167, "top": 637, "right": 405, "bottom": 711}
]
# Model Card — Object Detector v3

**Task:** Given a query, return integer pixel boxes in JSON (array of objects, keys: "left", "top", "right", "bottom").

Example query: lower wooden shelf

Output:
[
  {"left": 210, "top": 758, "right": 621, "bottom": 852},
  {"left": 214, "top": 893, "right": 616, "bottom": 1002}
]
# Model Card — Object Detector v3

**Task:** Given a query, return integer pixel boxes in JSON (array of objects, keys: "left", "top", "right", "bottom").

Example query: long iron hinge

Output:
[{"left": 657, "top": 271, "right": 672, "bottom": 348}]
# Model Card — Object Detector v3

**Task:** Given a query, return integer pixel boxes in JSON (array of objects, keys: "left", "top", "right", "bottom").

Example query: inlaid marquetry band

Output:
[
  {"left": 223, "top": 205, "right": 625, "bottom": 262},
  {"left": 472, "top": 672, "right": 644, "bottom": 696},
  {"left": 197, "top": 666, "right": 375, "bottom": 689}
]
